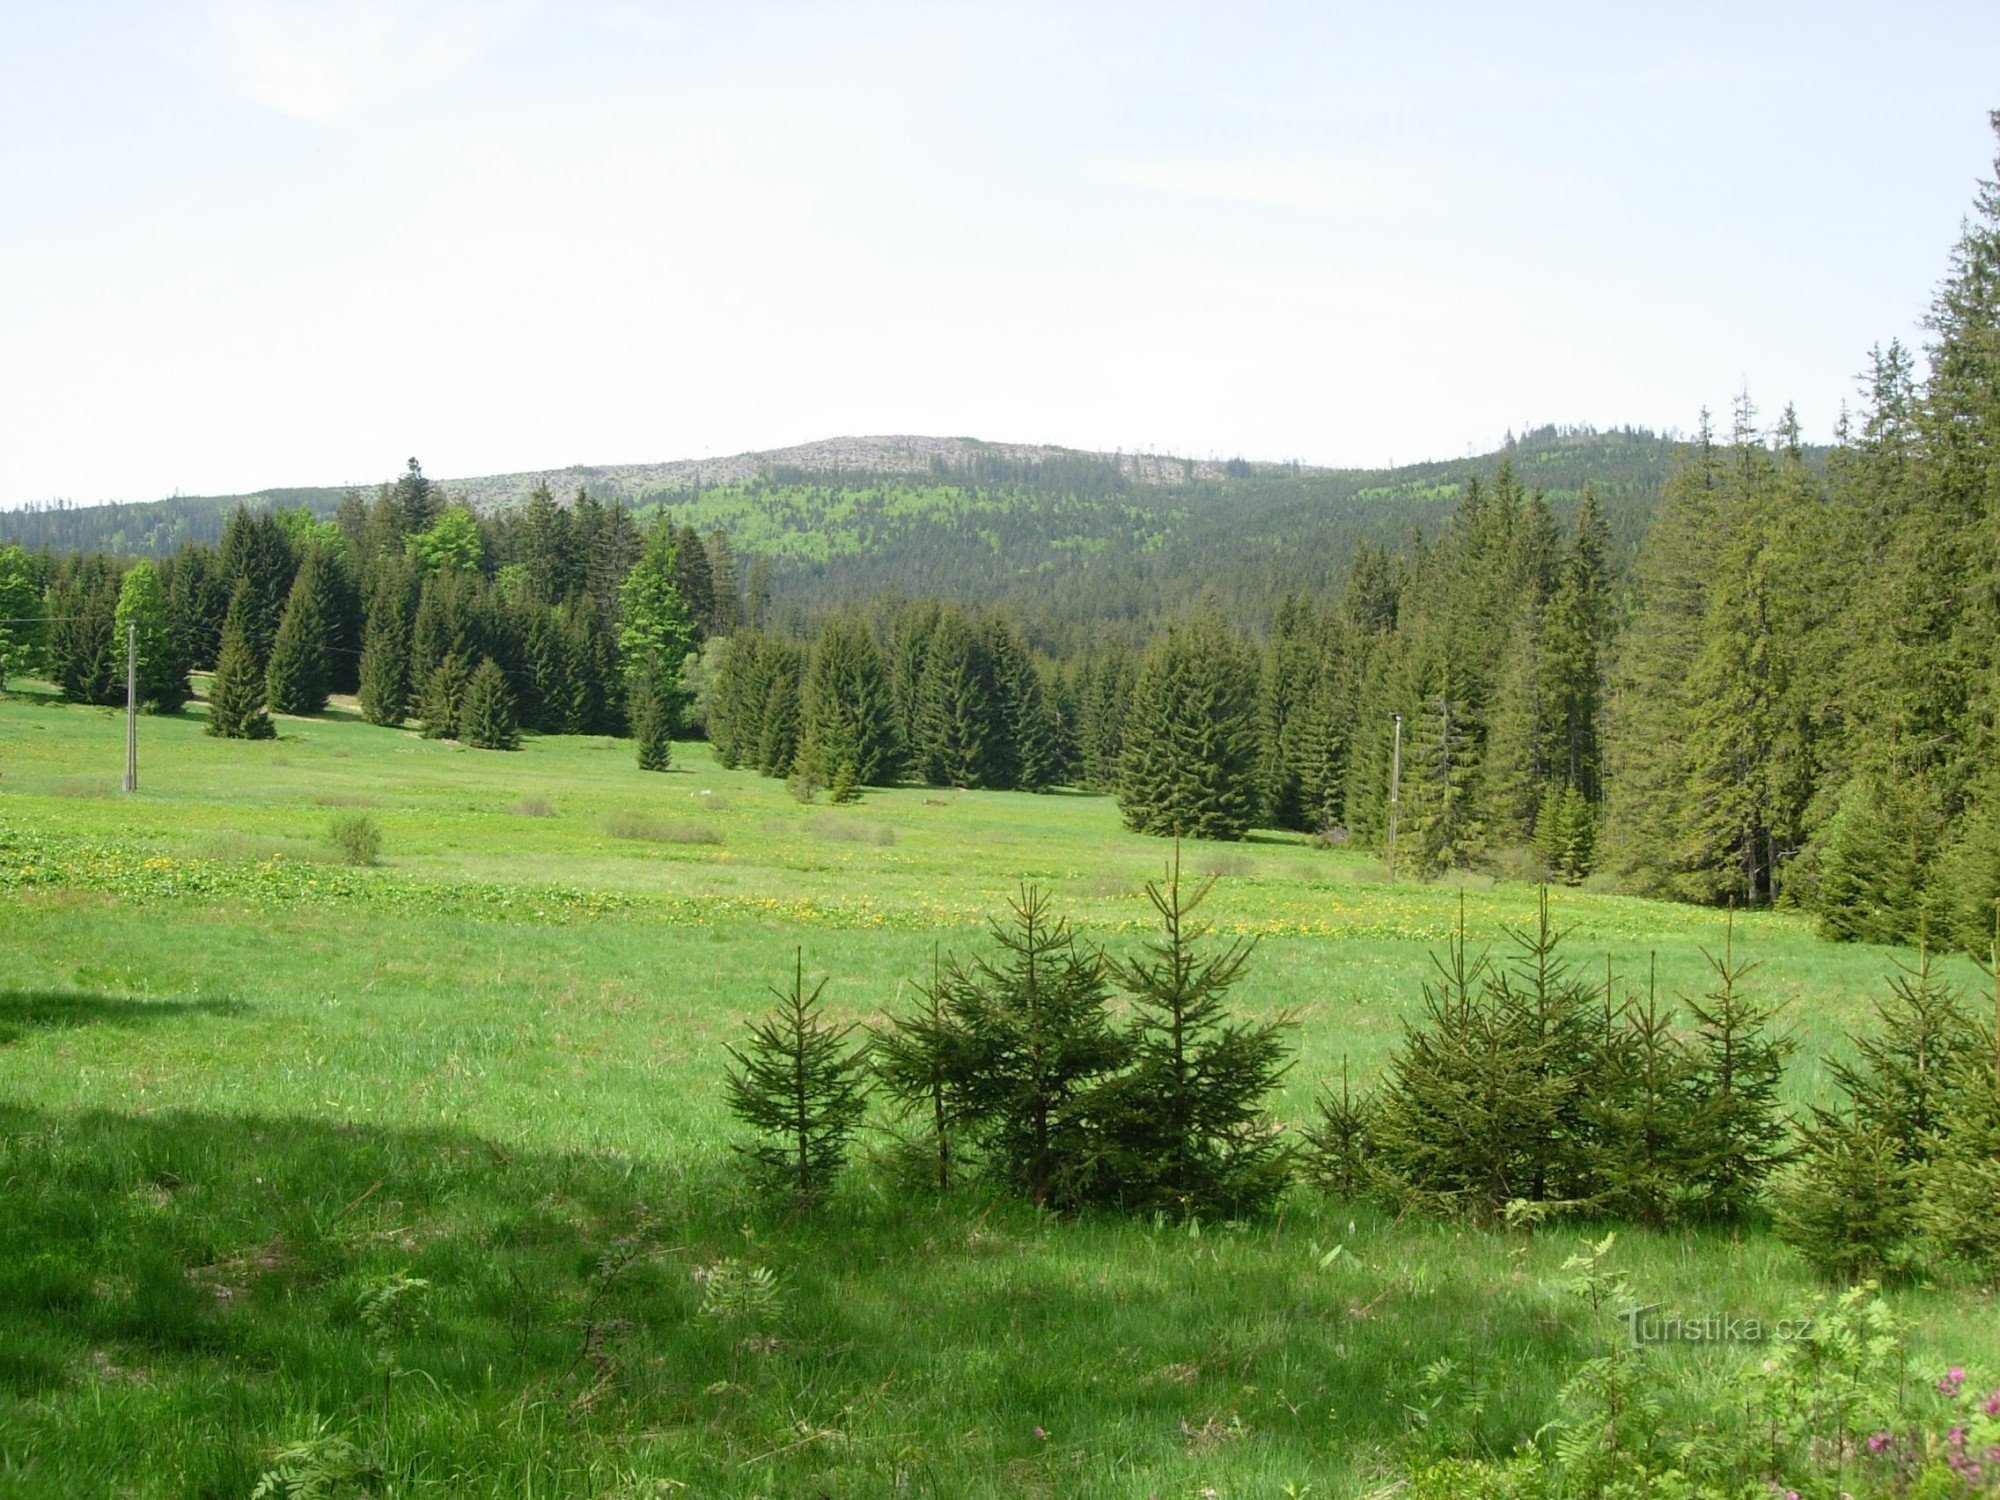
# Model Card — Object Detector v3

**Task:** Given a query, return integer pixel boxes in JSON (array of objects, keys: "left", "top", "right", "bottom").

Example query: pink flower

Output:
[
  {"left": 1940, "top": 1367, "right": 1967, "bottom": 1396},
  {"left": 1867, "top": 1431, "right": 1892, "bottom": 1453},
  {"left": 1983, "top": 1389, "right": 2000, "bottom": 1417},
  {"left": 1033, "top": 1426, "right": 1047, "bottom": 1442}
]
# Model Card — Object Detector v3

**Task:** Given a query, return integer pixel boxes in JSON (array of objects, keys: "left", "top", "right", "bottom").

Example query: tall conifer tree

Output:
[{"left": 1118, "top": 609, "right": 1260, "bottom": 841}]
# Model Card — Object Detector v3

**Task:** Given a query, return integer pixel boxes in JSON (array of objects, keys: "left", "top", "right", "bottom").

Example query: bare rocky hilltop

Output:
[{"left": 438, "top": 435, "right": 1317, "bottom": 512}]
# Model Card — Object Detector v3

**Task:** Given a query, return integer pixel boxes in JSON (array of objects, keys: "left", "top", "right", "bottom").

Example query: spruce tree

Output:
[
  {"left": 704, "top": 528, "right": 741, "bottom": 633},
  {"left": 757, "top": 662, "right": 803, "bottom": 778},
  {"left": 357, "top": 564, "right": 416, "bottom": 727},
  {"left": 558, "top": 599, "right": 618, "bottom": 736},
  {"left": 799, "top": 613, "right": 899, "bottom": 787},
  {"left": 795, "top": 702, "right": 859, "bottom": 802},
  {"left": 1816, "top": 772, "right": 1937, "bottom": 946},
  {"left": 1117, "top": 609, "right": 1260, "bottom": 840},
  {"left": 0, "top": 544, "right": 41, "bottom": 689},
  {"left": 1534, "top": 782, "right": 1597, "bottom": 885},
  {"left": 459, "top": 656, "right": 520, "bottom": 750},
  {"left": 319, "top": 545, "right": 366, "bottom": 695},
  {"left": 1936, "top": 787, "right": 2000, "bottom": 956},
  {"left": 218, "top": 506, "right": 297, "bottom": 670},
  {"left": 912, "top": 608, "right": 991, "bottom": 788},
  {"left": 1074, "top": 644, "right": 1135, "bottom": 794},
  {"left": 1826, "top": 947, "right": 1978, "bottom": 1164},
  {"left": 1097, "top": 848, "right": 1295, "bottom": 1217},
  {"left": 206, "top": 582, "right": 275, "bottom": 740},
  {"left": 1304, "top": 1059, "right": 1377, "bottom": 1200},
  {"left": 1776, "top": 1114, "right": 1922, "bottom": 1282},
  {"left": 391, "top": 457, "right": 439, "bottom": 533},
  {"left": 889, "top": 599, "right": 943, "bottom": 754},
  {"left": 419, "top": 653, "right": 471, "bottom": 741},
  {"left": 165, "top": 544, "right": 229, "bottom": 673},
  {"left": 706, "top": 629, "right": 764, "bottom": 768},
  {"left": 264, "top": 553, "right": 330, "bottom": 716},
  {"left": 1366, "top": 894, "right": 1591, "bottom": 1221},
  {"left": 1256, "top": 596, "right": 1318, "bottom": 829},
  {"left": 47, "top": 560, "right": 121, "bottom": 705},
  {"left": 1287, "top": 636, "right": 1349, "bottom": 836},
  {"left": 671, "top": 523, "right": 715, "bottom": 639},
  {"left": 409, "top": 568, "right": 487, "bottom": 691},
  {"left": 1400, "top": 645, "right": 1485, "bottom": 876},
  {"left": 519, "top": 603, "right": 570, "bottom": 734},
  {"left": 629, "top": 659, "right": 674, "bottom": 771},
  {"left": 723, "top": 951, "right": 871, "bottom": 1209},
  {"left": 1480, "top": 602, "right": 1549, "bottom": 845},
  {"left": 983, "top": 617, "right": 1059, "bottom": 792}
]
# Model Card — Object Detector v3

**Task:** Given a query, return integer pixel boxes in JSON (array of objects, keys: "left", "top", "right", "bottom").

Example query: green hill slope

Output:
[{"left": 2, "top": 425, "right": 1698, "bottom": 622}]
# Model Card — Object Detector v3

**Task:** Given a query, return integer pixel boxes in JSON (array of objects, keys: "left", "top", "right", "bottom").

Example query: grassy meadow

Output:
[{"left": 2, "top": 688, "right": 1995, "bottom": 1497}]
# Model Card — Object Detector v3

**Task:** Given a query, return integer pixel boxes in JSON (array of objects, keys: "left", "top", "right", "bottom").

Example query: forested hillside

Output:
[{"left": 2, "top": 427, "right": 1678, "bottom": 626}]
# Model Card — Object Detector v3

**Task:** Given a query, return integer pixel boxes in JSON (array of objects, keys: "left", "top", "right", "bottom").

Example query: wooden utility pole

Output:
[
  {"left": 122, "top": 620, "right": 138, "bottom": 793},
  {"left": 1386, "top": 711, "right": 1403, "bottom": 880}
]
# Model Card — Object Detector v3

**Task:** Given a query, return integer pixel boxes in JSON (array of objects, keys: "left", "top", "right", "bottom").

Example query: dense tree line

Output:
[
  {"left": 1, "top": 462, "right": 743, "bottom": 761},
  {"left": 1601, "top": 117, "right": 2000, "bottom": 953}
]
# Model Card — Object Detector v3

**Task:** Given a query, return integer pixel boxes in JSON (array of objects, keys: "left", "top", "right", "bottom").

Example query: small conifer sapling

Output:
[{"left": 723, "top": 951, "right": 870, "bottom": 1209}]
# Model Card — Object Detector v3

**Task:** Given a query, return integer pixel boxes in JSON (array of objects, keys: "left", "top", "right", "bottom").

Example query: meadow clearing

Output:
[{"left": 2, "top": 688, "right": 1995, "bottom": 1497}]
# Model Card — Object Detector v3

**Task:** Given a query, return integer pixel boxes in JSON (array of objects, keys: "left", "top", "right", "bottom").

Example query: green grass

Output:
[{"left": 1, "top": 689, "right": 1994, "bottom": 1497}]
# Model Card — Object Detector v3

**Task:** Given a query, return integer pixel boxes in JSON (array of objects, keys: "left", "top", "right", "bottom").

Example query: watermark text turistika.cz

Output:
[{"left": 1617, "top": 1304, "right": 1813, "bottom": 1348}]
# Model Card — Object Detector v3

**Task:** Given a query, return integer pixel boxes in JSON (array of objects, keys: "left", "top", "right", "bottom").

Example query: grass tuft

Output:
[
  {"left": 604, "top": 810, "right": 722, "bottom": 845},
  {"left": 807, "top": 815, "right": 896, "bottom": 847}
]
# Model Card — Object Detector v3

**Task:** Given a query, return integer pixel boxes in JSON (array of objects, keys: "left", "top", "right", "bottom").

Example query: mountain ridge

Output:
[{"left": 0, "top": 425, "right": 1700, "bottom": 624}]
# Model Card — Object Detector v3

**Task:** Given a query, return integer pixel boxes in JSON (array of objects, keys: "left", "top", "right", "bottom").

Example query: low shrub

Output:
[{"left": 326, "top": 813, "right": 382, "bottom": 867}]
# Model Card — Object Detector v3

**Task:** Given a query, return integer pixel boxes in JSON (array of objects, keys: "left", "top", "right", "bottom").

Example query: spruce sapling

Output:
[
  {"left": 1305, "top": 1056, "right": 1376, "bottom": 1200},
  {"left": 629, "top": 662, "right": 674, "bottom": 771},
  {"left": 1098, "top": 843, "right": 1294, "bottom": 1217},
  {"left": 1368, "top": 893, "right": 1574, "bottom": 1221},
  {"left": 1917, "top": 915, "right": 2000, "bottom": 1278},
  {"left": 927, "top": 885, "right": 1124, "bottom": 1208},
  {"left": 1829, "top": 942, "right": 1977, "bottom": 1166},
  {"left": 1777, "top": 1112, "right": 1923, "bottom": 1282},
  {"left": 1490, "top": 886, "right": 1601, "bottom": 1203},
  {"left": 1777, "top": 943, "right": 1971, "bottom": 1280},
  {"left": 723, "top": 950, "right": 870, "bottom": 1209},
  {"left": 1586, "top": 957, "right": 1698, "bottom": 1228},
  {"left": 872, "top": 947, "right": 959, "bottom": 1192},
  {"left": 1682, "top": 916, "right": 1793, "bottom": 1219}
]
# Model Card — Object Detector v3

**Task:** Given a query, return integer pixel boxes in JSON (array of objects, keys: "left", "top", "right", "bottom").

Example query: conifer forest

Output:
[{"left": 6, "top": 51, "right": 2000, "bottom": 1500}]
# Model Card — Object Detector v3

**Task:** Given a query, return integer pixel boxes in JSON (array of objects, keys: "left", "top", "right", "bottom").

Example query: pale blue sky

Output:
[{"left": 4, "top": 2, "right": 1997, "bottom": 505}]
